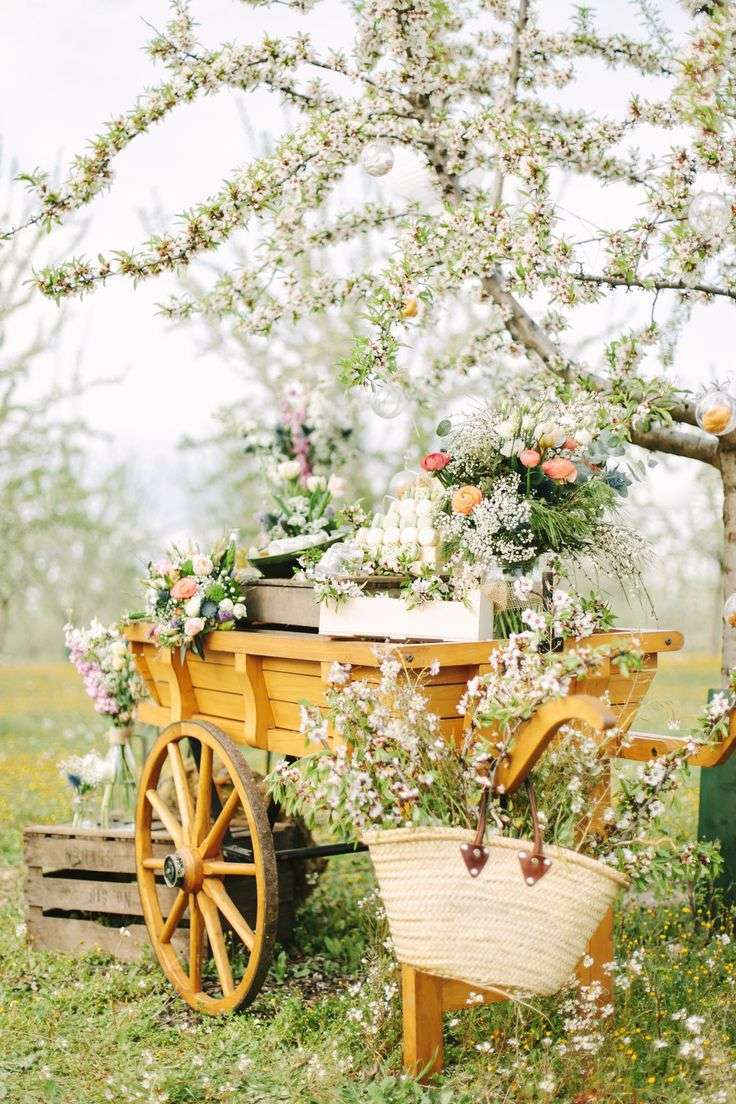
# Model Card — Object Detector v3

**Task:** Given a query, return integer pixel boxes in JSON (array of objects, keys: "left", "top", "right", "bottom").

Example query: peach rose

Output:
[
  {"left": 518, "top": 449, "right": 541, "bottom": 468},
  {"left": 171, "top": 577, "right": 199, "bottom": 600},
  {"left": 542, "top": 457, "right": 578, "bottom": 483},
  {"left": 452, "top": 485, "right": 483, "bottom": 515},
  {"left": 562, "top": 437, "right": 579, "bottom": 451}
]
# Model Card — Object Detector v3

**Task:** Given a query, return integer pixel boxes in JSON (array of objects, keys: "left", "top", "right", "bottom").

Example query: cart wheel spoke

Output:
[
  {"left": 189, "top": 892, "right": 203, "bottom": 992},
  {"left": 142, "top": 857, "right": 163, "bottom": 871},
  {"left": 203, "top": 877, "right": 255, "bottom": 951},
  {"left": 202, "top": 861, "right": 256, "bottom": 877},
  {"left": 198, "top": 892, "right": 234, "bottom": 996},
  {"left": 200, "top": 789, "right": 240, "bottom": 858},
  {"left": 146, "top": 788, "right": 184, "bottom": 847},
  {"left": 167, "top": 741, "right": 195, "bottom": 841},
  {"left": 160, "top": 888, "right": 188, "bottom": 944},
  {"left": 193, "top": 741, "right": 213, "bottom": 846}
]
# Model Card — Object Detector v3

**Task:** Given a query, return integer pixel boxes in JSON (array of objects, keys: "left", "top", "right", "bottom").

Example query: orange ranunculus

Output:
[
  {"left": 452, "top": 485, "right": 483, "bottom": 515},
  {"left": 542, "top": 457, "right": 578, "bottom": 483},
  {"left": 518, "top": 449, "right": 541, "bottom": 468},
  {"left": 171, "top": 577, "right": 199, "bottom": 600}
]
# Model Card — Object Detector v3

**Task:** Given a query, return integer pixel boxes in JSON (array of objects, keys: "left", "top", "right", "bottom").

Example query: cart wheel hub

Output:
[{"left": 163, "top": 848, "right": 203, "bottom": 892}]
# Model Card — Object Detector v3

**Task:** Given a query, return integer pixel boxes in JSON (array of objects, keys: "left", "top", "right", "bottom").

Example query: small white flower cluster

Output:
[{"left": 58, "top": 751, "right": 114, "bottom": 793}]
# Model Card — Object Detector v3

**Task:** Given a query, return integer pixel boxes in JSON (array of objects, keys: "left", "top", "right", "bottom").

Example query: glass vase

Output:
[
  {"left": 99, "top": 725, "right": 138, "bottom": 828},
  {"left": 71, "top": 790, "right": 96, "bottom": 828}
]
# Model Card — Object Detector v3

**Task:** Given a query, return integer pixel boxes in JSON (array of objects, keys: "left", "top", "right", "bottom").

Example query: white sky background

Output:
[{"left": 0, "top": 0, "right": 729, "bottom": 544}]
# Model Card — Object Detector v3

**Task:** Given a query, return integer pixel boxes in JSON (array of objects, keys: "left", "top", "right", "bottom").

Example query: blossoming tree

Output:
[{"left": 6, "top": 1, "right": 736, "bottom": 664}]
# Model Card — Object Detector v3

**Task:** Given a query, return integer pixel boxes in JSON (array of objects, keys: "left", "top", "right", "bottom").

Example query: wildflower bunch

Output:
[
  {"left": 249, "top": 465, "right": 354, "bottom": 560},
  {"left": 242, "top": 378, "right": 355, "bottom": 484},
  {"left": 138, "top": 534, "right": 248, "bottom": 656},
  {"left": 58, "top": 750, "right": 113, "bottom": 794},
  {"left": 63, "top": 619, "right": 146, "bottom": 726},
  {"left": 429, "top": 399, "right": 643, "bottom": 583}
]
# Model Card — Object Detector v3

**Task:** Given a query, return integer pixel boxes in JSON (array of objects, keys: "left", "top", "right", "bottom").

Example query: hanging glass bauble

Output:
[
  {"left": 388, "top": 470, "right": 418, "bottom": 499},
  {"left": 688, "top": 191, "right": 731, "bottom": 239},
  {"left": 695, "top": 389, "right": 736, "bottom": 436},
  {"left": 368, "top": 381, "right": 403, "bottom": 419},
  {"left": 724, "top": 593, "right": 736, "bottom": 630},
  {"left": 360, "top": 142, "right": 395, "bottom": 178}
]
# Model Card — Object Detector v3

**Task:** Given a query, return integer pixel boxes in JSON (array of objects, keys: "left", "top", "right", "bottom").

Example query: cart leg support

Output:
[
  {"left": 402, "top": 909, "right": 615, "bottom": 1081},
  {"left": 402, "top": 966, "right": 444, "bottom": 1079}
]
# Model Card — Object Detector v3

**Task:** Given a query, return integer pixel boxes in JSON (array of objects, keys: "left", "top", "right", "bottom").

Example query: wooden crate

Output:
[
  {"left": 23, "top": 822, "right": 299, "bottom": 963},
  {"left": 245, "top": 576, "right": 400, "bottom": 630}
]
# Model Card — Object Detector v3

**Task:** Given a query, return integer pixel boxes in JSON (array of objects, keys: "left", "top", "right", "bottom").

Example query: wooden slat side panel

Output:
[
  {"left": 347, "top": 664, "right": 478, "bottom": 686},
  {"left": 24, "top": 835, "right": 171, "bottom": 875},
  {"left": 191, "top": 714, "right": 247, "bottom": 744},
  {"left": 262, "top": 657, "right": 322, "bottom": 677},
  {"left": 189, "top": 688, "right": 246, "bottom": 722},
  {"left": 263, "top": 671, "right": 327, "bottom": 706},
  {"left": 27, "top": 911, "right": 166, "bottom": 963},
  {"left": 25, "top": 870, "right": 168, "bottom": 916},
  {"left": 187, "top": 660, "right": 244, "bottom": 694}
]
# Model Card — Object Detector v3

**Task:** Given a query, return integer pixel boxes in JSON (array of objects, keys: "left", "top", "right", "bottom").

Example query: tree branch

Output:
[
  {"left": 574, "top": 271, "right": 736, "bottom": 303},
  {"left": 630, "top": 422, "right": 720, "bottom": 467}
]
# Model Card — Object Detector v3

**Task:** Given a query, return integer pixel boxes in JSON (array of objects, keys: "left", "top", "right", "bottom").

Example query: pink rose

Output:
[
  {"left": 184, "top": 617, "right": 206, "bottom": 638},
  {"left": 171, "top": 577, "right": 199, "bottom": 600},
  {"left": 153, "top": 559, "right": 174, "bottom": 576},
  {"left": 542, "top": 457, "right": 578, "bottom": 483},
  {"left": 518, "top": 449, "right": 541, "bottom": 468},
  {"left": 421, "top": 451, "right": 451, "bottom": 472}
]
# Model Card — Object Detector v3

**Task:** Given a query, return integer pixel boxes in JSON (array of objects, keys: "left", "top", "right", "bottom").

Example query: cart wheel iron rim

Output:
[{"left": 135, "top": 719, "right": 279, "bottom": 1014}]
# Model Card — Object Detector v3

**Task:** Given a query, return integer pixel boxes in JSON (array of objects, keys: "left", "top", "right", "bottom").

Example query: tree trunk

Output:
[{"left": 720, "top": 448, "right": 736, "bottom": 681}]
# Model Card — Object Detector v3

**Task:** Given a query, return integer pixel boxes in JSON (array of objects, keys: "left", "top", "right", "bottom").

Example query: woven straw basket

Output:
[{"left": 364, "top": 826, "right": 628, "bottom": 996}]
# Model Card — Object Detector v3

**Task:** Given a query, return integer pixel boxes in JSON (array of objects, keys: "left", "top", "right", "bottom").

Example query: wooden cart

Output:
[{"left": 123, "top": 623, "right": 736, "bottom": 1076}]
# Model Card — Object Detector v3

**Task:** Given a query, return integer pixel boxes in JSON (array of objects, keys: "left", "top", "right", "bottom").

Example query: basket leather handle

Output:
[
  {"left": 460, "top": 778, "right": 552, "bottom": 884},
  {"left": 517, "top": 778, "right": 552, "bottom": 885}
]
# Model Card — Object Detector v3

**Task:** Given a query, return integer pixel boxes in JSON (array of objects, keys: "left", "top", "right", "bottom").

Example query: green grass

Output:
[{"left": 1, "top": 662, "right": 736, "bottom": 1103}]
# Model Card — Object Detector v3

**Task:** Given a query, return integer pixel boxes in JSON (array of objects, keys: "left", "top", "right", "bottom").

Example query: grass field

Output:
[{"left": 1, "top": 659, "right": 735, "bottom": 1104}]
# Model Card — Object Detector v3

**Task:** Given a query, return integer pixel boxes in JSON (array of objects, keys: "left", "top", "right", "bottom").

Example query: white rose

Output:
[
  {"left": 306, "top": 475, "right": 327, "bottom": 491},
  {"left": 418, "top": 527, "right": 437, "bottom": 546},
  {"left": 327, "top": 474, "right": 347, "bottom": 496},
  {"left": 232, "top": 603, "right": 246, "bottom": 619},
  {"left": 277, "top": 460, "right": 302, "bottom": 481},
  {"left": 495, "top": 418, "right": 514, "bottom": 439},
  {"left": 184, "top": 595, "right": 202, "bottom": 617},
  {"left": 219, "top": 598, "right": 234, "bottom": 612},
  {"left": 400, "top": 526, "right": 418, "bottom": 545},
  {"left": 576, "top": 429, "right": 593, "bottom": 446},
  {"left": 111, "top": 655, "right": 125, "bottom": 671},
  {"left": 184, "top": 617, "right": 205, "bottom": 638},
  {"left": 192, "top": 554, "right": 213, "bottom": 577}
]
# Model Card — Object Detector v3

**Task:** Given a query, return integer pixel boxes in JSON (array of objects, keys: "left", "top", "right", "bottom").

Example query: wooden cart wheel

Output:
[{"left": 136, "top": 719, "right": 278, "bottom": 1014}]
